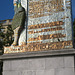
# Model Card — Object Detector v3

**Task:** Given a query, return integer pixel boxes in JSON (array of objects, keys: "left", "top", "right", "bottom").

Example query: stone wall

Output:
[
  {"left": 3, "top": 56, "right": 74, "bottom": 75},
  {"left": 27, "top": 0, "right": 73, "bottom": 47}
]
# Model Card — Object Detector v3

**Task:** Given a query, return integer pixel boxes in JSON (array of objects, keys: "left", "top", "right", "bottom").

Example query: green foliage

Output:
[
  {"left": 3, "top": 26, "right": 13, "bottom": 46},
  {"left": 73, "top": 18, "right": 75, "bottom": 25},
  {"left": 73, "top": 18, "right": 75, "bottom": 42},
  {"left": 0, "top": 23, "right": 4, "bottom": 52},
  {"left": 0, "top": 61, "right": 3, "bottom": 75},
  {"left": 0, "top": 23, "right": 14, "bottom": 53}
]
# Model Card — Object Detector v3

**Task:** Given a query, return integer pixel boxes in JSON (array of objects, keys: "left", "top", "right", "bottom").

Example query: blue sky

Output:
[
  {"left": 0, "top": 0, "right": 75, "bottom": 21},
  {"left": 72, "top": 0, "right": 75, "bottom": 21},
  {"left": 0, "top": 0, "right": 14, "bottom": 20}
]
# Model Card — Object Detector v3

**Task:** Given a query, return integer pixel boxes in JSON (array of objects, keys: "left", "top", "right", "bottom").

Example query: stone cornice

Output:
[{"left": 0, "top": 48, "right": 75, "bottom": 60}]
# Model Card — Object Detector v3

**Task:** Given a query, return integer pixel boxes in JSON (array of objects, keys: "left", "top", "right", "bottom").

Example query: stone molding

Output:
[{"left": 0, "top": 48, "right": 75, "bottom": 60}]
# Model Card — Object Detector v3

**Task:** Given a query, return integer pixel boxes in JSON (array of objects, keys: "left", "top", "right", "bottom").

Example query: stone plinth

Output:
[{"left": 0, "top": 49, "right": 75, "bottom": 75}]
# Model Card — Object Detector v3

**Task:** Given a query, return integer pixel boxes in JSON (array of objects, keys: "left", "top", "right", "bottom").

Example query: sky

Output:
[
  {"left": 0, "top": 0, "right": 75, "bottom": 21},
  {"left": 0, "top": 0, "right": 14, "bottom": 20},
  {"left": 72, "top": 0, "right": 75, "bottom": 21}
]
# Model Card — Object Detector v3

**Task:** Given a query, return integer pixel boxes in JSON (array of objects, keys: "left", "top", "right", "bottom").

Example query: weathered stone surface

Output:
[
  {"left": 45, "top": 57, "right": 64, "bottom": 69},
  {"left": 55, "top": 68, "right": 74, "bottom": 75},
  {"left": 3, "top": 71, "right": 21, "bottom": 75},
  {"left": 4, "top": 40, "right": 73, "bottom": 54},
  {"left": 27, "top": 0, "right": 73, "bottom": 49},
  {"left": 64, "top": 56, "right": 74, "bottom": 68},
  {"left": 3, "top": 61, "right": 12, "bottom": 71},
  {"left": 3, "top": 55, "right": 75, "bottom": 75}
]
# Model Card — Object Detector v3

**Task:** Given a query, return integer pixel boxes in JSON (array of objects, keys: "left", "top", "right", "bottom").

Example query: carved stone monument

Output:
[
  {"left": 11, "top": 0, "right": 26, "bottom": 46},
  {"left": 27, "top": 0, "right": 73, "bottom": 49},
  {"left": 4, "top": 0, "right": 73, "bottom": 53},
  {"left": 0, "top": 0, "right": 75, "bottom": 75}
]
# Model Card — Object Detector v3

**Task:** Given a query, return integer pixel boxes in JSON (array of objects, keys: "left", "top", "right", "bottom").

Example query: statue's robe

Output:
[{"left": 12, "top": 8, "right": 25, "bottom": 30}]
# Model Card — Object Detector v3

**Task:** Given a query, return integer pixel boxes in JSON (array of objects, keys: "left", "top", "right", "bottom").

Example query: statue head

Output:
[
  {"left": 13, "top": 0, "right": 21, "bottom": 8},
  {"left": 13, "top": 0, "right": 25, "bottom": 14}
]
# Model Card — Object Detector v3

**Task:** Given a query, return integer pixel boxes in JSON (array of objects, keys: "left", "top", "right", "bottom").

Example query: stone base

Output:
[
  {"left": 0, "top": 49, "right": 75, "bottom": 75},
  {"left": 4, "top": 40, "right": 73, "bottom": 54}
]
